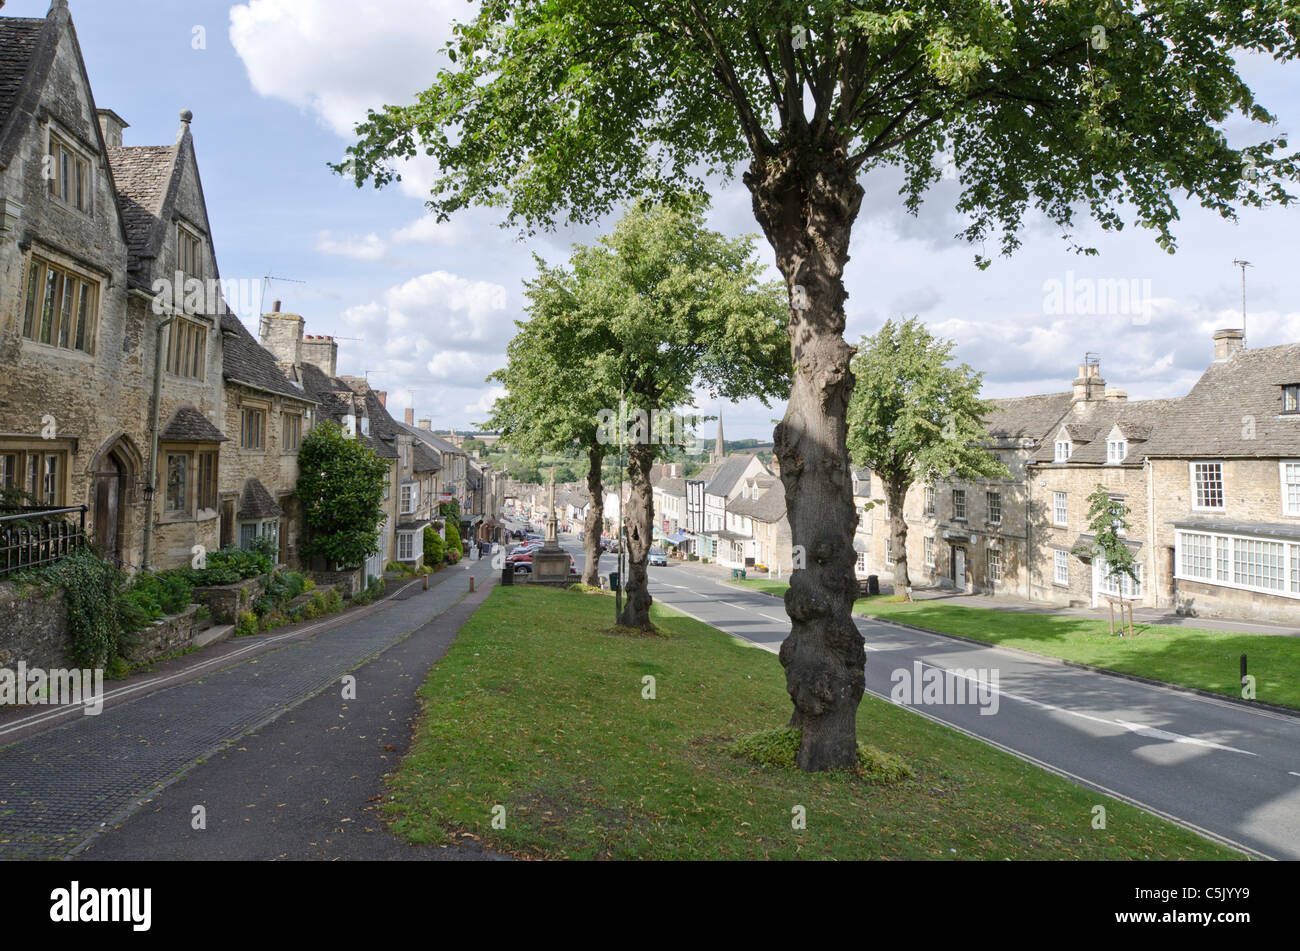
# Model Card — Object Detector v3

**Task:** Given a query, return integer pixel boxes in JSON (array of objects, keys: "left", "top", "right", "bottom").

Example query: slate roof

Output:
[
  {"left": 0, "top": 18, "right": 43, "bottom": 136},
  {"left": 656, "top": 476, "right": 686, "bottom": 498},
  {"left": 982, "top": 392, "right": 1074, "bottom": 441},
  {"left": 159, "top": 406, "right": 227, "bottom": 443},
  {"left": 1143, "top": 344, "right": 1300, "bottom": 458},
  {"left": 220, "top": 314, "right": 314, "bottom": 403},
  {"left": 298, "top": 364, "right": 396, "bottom": 459},
  {"left": 105, "top": 144, "right": 177, "bottom": 274},
  {"left": 237, "top": 478, "right": 283, "bottom": 520},
  {"left": 704, "top": 454, "right": 761, "bottom": 498},
  {"left": 413, "top": 441, "right": 441, "bottom": 474},
  {"left": 1028, "top": 398, "right": 1181, "bottom": 467},
  {"left": 728, "top": 484, "right": 786, "bottom": 524}
]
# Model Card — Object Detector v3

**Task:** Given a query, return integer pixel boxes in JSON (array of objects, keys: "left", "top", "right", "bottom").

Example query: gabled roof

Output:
[
  {"left": 1143, "top": 343, "right": 1300, "bottom": 458},
  {"left": 1028, "top": 398, "right": 1181, "bottom": 466},
  {"left": 105, "top": 144, "right": 177, "bottom": 276},
  {"left": 159, "top": 406, "right": 227, "bottom": 443},
  {"left": 412, "top": 441, "right": 441, "bottom": 474},
  {"left": 298, "top": 363, "right": 395, "bottom": 459},
  {"left": 704, "top": 454, "right": 761, "bottom": 498},
  {"left": 982, "top": 392, "right": 1074, "bottom": 442},
  {"left": 220, "top": 314, "right": 314, "bottom": 403},
  {"left": 0, "top": 18, "right": 43, "bottom": 139},
  {"left": 237, "top": 478, "right": 283, "bottom": 520}
]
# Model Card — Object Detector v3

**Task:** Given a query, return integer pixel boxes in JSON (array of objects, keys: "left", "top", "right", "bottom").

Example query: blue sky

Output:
[{"left": 13, "top": 0, "right": 1300, "bottom": 441}]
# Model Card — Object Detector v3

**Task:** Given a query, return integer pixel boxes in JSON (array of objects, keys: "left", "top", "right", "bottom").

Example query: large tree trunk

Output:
[
  {"left": 747, "top": 148, "right": 865, "bottom": 771},
  {"left": 887, "top": 479, "right": 912, "bottom": 594},
  {"left": 582, "top": 447, "right": 605, "bottom": 587},
  {"left": 619, "top": 440, "right": 655, "bottom": 629}
]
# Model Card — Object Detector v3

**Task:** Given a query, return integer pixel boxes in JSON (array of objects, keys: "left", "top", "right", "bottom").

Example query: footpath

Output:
[{"left": 0, "top": 556, "right": 502, "bottom": 860}]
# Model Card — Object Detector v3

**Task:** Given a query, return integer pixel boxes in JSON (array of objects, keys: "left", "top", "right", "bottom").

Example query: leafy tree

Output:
[
  {"left": 297, "top": 421, "right": 389, "bottom": 569},
  {"left": 847, "top": 318, "right": 1007, "bottom": 593},
  {"left": 339, "top": 1, "right": 1299, "bottom": 769},
  {"left": 532, "top": 199, "right": 789, "bottom": 629},
  {"left": 486, "top": 292, "right": 618, "bottom": 585},
  {"left": 461, "top": 438, "right": 487, "bottom": 454},
  {"left": 1083, "top": 484, "right": 1138, "bottom": 633},
  {"left": 439, "top": 499, "right": 462, "bottom": 523}
]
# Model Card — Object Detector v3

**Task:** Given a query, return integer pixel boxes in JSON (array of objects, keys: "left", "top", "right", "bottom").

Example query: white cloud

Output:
[
  {"left": 392, "top": 214, "right": 464, "bottom": 245},
  {"left": 315, "top": 230, "right": 387, "bottom": 260},
  {"left": 230, "top": 0, "right": 461, "bottom": 137}
]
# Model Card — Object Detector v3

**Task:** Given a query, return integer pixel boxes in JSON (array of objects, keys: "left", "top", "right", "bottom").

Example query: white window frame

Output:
[
  {"left": 986, "top": 548, "right": 1002, "bottom": 585},
  {"left": 855, "top": 551, "right": 868, "bottom": 575},
  {"left": 884, "top": 538, "right": 893, "bottom": 565},
  {"left": 1053, "top": 550, "right": 1069, "bottom": 586},
  {"left": 400, "top": 482, "right": 416, "bottom": 515},
  {"left": 924, "top": 536, "right": 935, "bottom": 567},
  {"left": 1190, "top": 461, "right": 1225, "bottom": 511},
  {"left": 1053, "top": 491, "right": 1068, "bottom": 527},
  {"left": 1281, "top": 460, "right": 1300, "bottom": 517},
  {"left": 986, "top": 490, "right": 1001, "bottom": 525},
  {"left": 1175, "top": 528, "right": 1300, "bottom": 599},
  {"left": 1107, "top": 439, "right": 1127, "bottom": 464},
  {"left": 1055, "top": 439, "right": 1071, "bottom": 462},
  {"left": 952, "top": 489, "right": 967, "bottom": 521}
]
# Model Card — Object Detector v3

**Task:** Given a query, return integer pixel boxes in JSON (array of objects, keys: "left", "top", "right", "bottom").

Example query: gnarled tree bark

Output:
[
  {"left": 619, "top": 440, "right": 656, "bottom": 629},
  {"left": 747, "top": 147, "right": 865, "bottom": 771},
  {"left": 887, "top": 480, "right": 912, "bottom": 594},
  {"left": 581, "top": 446, "right": 606, "bottom": 588}
]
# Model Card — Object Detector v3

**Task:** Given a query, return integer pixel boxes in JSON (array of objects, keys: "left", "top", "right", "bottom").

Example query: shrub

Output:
[
  {"left": 297, "top": 421, "right": 389, "bottom": 569},
  {"left": 443, "top": 520, "right": 461, "bottom": 558},
  {"left": 235, "top": 611, "right": 259, "bottom": 637},
  {"left": 730, "top": 728, "right": 913, "bottom": 783},
  {"left": 42, "top": 551, "right": 130, "bottom": 668},
  {"left": 181, "top": 546, "right": 274, "bottom": 587},
  {"left": 423, "top": 526, "right": 444, "bottom": 567},
  {"left": 323, "top": 588, "right": 343, "bottom": 612}
]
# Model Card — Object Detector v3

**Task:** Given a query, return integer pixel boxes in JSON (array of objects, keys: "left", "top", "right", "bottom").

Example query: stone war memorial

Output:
[{"left": 531, "top": 470, "right": 573, "bottom": 584}]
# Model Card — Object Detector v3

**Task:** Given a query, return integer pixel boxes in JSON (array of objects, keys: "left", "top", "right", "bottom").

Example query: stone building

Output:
[{"left": 1143, "top": 331, "right": 1300, "bottom": 623}]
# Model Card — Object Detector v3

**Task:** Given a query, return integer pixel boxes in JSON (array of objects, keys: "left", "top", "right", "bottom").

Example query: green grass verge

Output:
[
  {"left": 733, "top": 578, "right": 1299, "bottom": 710},
  {"left": 385, "top": 585, "right": 1239, "bottom": 860}
]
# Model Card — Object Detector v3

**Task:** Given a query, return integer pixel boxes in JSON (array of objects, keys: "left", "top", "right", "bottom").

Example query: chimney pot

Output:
[
  {"left": 404, "top": 408, "right": 415, "bottom": 425},
  {"left": 273, "top": 300, "right": 281, "bottom": 313}
]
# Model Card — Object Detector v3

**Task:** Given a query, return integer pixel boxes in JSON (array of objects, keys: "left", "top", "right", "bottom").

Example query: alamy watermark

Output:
[
  {"left": 0, "top": 663, "right": 104, "bottom": 716},
  {"left": 889, "top": 661, "right": 1000, "bottom": 715},
  {"left": 596, "top": 402, "right": 706, "bottom": 455},
  {"left": 1042, "top": 270, "right": 1154, "bottom": 325}
]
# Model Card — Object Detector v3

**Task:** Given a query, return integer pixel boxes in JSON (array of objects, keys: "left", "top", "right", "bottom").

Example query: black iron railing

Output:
[{"left": 0, "top": 506, "right": 88, "bottom": 576}]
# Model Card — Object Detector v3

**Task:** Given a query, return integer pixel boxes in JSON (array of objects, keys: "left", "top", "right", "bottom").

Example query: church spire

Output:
[{"left": 712, "top": 411, "right": 725, "bottom": 464}]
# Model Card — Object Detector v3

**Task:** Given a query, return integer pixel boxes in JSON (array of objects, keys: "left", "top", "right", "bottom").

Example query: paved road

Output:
[
  {"left": 566, "top": 537, "right": 1300, "bottom": 860},
  {"left": 0, "top": 557, "right": 500, "bottom": 860}
]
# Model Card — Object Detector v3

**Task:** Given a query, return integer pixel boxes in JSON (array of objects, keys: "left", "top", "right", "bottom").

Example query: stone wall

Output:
[
  {"left": 0, "top": 580, "right": 71, "bottom": 670},
  {"left": 191, "top": 576, "right": 267, "bottom": 623},
  {"left": 309, "top": 566, "right": 363, "bottom": 598},
  {"left": 122, "top": 604, "right": 199, "bottom": 664}
]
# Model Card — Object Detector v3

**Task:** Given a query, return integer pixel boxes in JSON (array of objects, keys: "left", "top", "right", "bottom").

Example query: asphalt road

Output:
[{"left": 565, "top": 536, "right": 1300, "bottom": 860}]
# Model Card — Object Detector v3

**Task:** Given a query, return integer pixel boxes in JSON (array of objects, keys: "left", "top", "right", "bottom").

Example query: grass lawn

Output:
[
  {"left": 385, "top": 585, "right": 1239, "bottom": 860},
  {"left": 733, "top": 578, "right": 1300, "bottom": 710}
]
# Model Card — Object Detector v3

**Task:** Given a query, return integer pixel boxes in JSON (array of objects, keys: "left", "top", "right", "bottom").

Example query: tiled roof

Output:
[
  {"left": 220, "top": 314, "right": 313, "bottom": 403},
  {"left": 413, "top": 441, "right": 440, "bottom": 473},
  {"left": 0, "top": 18, "right": 43, "bottom": 136},
  {"left": 705, "top": 454, "right": 760, "bottom": 498},
  {"left": 729, "top": 485, "right": 786, "bottom": 524},
  {"left": 159, "top": 405, "right": 227, "bottom": 443},
  {"left": 655, "top": 477, "right": 686, "bottom": 498},
  {"left": 1028, "top": 398, "right": 1181, "bottom": 466},
  {"left": 105, "top": 144, "right": 177, "bottom": 271},
  {"left": 1143, "top": 344, "right": 1300, "bottom": 458},
  {"left": 983, "top": 392, "right": 1073, "bottom": 441},
  {"left": 237, "top": 478, "right": 283, "bottom": 520}
]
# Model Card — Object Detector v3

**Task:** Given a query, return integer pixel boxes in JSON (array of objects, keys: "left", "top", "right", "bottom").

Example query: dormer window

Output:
[
  {"left": 177, "top": 224, "right": 203, "bottom": 280},
  {"left": 1282, "top": 384, "right": 1299, "bottom": 415},
  {"left": 1107, "top": 439, "right": 1127, "bottom": 463},
  {"left": 1054, "top": 439, "right": 1072, "bottom": 462}
]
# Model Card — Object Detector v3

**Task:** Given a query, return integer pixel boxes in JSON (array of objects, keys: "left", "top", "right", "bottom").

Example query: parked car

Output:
[
  {"left": 649, "top": 547, "right": 668, "bottom": 567},
  {"left": 508, "top": 550, "right": 575, "bottom": 574}
]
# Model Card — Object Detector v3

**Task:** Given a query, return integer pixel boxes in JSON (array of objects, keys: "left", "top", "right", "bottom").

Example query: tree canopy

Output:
[{"left": 296, "top": 422, "right": 390, "bottom": 569}]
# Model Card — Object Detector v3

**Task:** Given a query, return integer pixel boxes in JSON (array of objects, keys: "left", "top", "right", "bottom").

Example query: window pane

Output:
[
  {"left": 57, "top": 275, "right": 75, "bottom": 347},
  {"left": 42, "top": 454, "right": 58, "bottom": 504},
  {"left": 40, "top": 269, "right": 59, "bottom": 343},
  {"left": 22, "top": 261, "right": 42, "bottom": 338},
  {"left": 166, "top": 454, "right": 188, "bottom": 511}
]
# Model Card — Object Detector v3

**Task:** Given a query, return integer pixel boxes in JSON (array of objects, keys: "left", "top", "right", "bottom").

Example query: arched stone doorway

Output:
[{"left": 89, "top": 434, "right": 143, "bottom": 567}]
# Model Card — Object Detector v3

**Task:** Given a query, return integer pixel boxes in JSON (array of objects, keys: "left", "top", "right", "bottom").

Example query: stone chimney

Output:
[
  {"left": 404, "top": 408, "right": 415, "bottom": 425},
  {"left": 96, "top": 109, "right": 129, "bottom": 148},
  {"left": 300, "top": 333, "right": 338, "bottom": 378},
  {"left": 259, "top": 309, "right": 304, "bottom": 369},
  {"left": 1105, "top": 388, "right": 1127, "bottom": 402},
  {"left": 375, "top": 390, "right": 387, "bottom": 408},
  {"left": 1213, "top": 327, "right": 1245, "bottom": 361},
  {"left": 418, "top": 419, "right": 432, "bottom": 431},
  {"left": 1072, "top": 357, "right": 1106, "bottom": 403}
]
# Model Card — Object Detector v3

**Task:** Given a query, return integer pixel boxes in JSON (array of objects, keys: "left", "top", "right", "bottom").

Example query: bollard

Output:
[{"left": 470, "top": 576, "right": 475, "bottom": 593}]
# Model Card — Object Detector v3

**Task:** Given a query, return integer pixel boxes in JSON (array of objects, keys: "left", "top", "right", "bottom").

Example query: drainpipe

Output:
[{"left": 142, "top": 313, "right": 175, "bottom": 571}]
